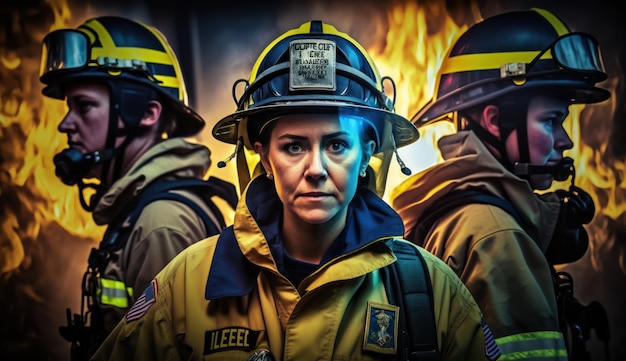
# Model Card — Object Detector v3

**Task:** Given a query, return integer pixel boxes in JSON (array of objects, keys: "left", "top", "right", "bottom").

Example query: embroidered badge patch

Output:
[
  {"left": 363, "top": 301, "right": 399, "bottom": 355},
  {"left": 126, "top": 278, "right": 158, "bottom": 322}
]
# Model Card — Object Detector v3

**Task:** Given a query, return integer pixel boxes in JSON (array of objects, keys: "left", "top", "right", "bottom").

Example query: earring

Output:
[
  {"left": 266, "top": 173, "right": 274, "bottom": 180},
  {"left": 359, "top": 170, "right": 367, "bottom": 178}
]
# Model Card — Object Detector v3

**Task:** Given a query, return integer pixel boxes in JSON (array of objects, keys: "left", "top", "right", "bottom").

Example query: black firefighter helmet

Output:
[
  {"left": 213, "top": 20, "right": 419, "bottom": 195},
  {"left": 413, "top": 7, "right": 610, "bottom": 128}
]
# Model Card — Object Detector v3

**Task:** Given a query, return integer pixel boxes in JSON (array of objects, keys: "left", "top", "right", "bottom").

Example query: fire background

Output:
[{"left": 1, "top": 0, "right": 624, "bottom": 360}]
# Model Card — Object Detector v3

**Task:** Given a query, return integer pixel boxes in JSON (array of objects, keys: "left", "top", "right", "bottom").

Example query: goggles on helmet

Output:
[
  {"left": 40, "top": 29, "right": 155, "bottom": 83},
  {"left": 40, "top": 30, "right": 89, "bottom": 79},
  {"left": 502, "top": 32, "right": 606, "bottom": 82}
]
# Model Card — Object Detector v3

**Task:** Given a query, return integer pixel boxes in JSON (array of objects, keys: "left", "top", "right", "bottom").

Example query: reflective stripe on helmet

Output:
[
  {"left": 532, "top": 7, "right": 569, "bottom": 37},
  {"left": 82, "top": 18, "right": 186, "bottom": 101},
  {"left": 440, "top": 51, "right": 552, "bottom": 75}
]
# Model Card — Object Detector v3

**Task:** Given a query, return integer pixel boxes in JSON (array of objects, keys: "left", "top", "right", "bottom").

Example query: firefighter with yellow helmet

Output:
[
  {"left": 390, "top": 8, "right": 610, "bottom": 360},
  {"left": 39, "top": 16, "right": 236, "bottom": 360},
  {"left": 92, "top": 20, "right": 500, "bottom": 361}
]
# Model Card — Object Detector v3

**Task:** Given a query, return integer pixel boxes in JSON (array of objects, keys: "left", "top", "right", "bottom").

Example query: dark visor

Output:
[
  {"left": 40, "top": 29, "right": 90, "bottom": 79},
  {"left": 529, "top": 32, "right": 606, "bottom": 81}
]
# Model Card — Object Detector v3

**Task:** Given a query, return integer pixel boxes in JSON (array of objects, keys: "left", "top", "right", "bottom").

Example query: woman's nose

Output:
[
  {"left": 555, "top": 125, "right": 574, "bottom": 151},
  {"left": 57, "top": 111, "right": 75, "bottom": 133},
  {"left": 304, "top": 149, "right": 328, "bottom": 180}
]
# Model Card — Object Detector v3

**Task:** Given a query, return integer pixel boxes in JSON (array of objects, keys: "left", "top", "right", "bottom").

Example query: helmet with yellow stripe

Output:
[
  {"left": 213, "top": 20, "right": 419, "bottom": 195},
  {"left": 39, "top": 16, "right": 204, "bottom": 137},
  {"left": 412, "top": 7, "right": 610, "bottom": 127}
]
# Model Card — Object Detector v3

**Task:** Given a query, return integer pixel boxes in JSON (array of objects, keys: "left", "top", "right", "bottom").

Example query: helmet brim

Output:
[
  {"left": 413, "top": 78, "right": 611, "bottom": 127},
  {"left": 41, "top": 72, "right": 205, "bottom": 138},
  {"left": 212, "top": 101, "right": 419, "bottom": 153}
]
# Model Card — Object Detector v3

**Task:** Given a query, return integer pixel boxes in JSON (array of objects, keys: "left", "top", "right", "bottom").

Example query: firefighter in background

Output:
[
  {"left": 390, "top": 7, "right": 610, "bottom": 361},
  {"left": 39, "top": 16, "right": 236, "bottom": 360},
  {"left": 91, "top": 20, "right": 499, "bottom": 361}
]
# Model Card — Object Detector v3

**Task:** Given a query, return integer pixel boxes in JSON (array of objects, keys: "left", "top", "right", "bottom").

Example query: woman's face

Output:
[
  {"left": 505, "top": 94, "right": 574, "bottom": 190},
  {"left": 255, "top": 114, "right": 375, "bottom": 226},
  {"left": 58, "top": 82, "right": 112, "bottom": 179}
]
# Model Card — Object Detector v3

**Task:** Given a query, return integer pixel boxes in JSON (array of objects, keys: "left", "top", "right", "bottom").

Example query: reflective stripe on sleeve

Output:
[
  {"left": 98, "top": 278, "right": 131, "bottom": 308},
  {"left": 496, "top": 331, "right": 568, "bottom": 360}
]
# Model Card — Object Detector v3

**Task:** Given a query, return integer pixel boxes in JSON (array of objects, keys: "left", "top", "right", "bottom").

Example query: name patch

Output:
[{"left": 204, "top": 327, "right": 260, "bottom": 354}]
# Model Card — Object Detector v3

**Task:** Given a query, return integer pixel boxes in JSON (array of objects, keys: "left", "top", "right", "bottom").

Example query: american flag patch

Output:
[
  {"left": 126, "top": 278, "right": 158, "bottom": 322},
  {"left": 482, "top": 316, "right": 501, "bottom": 360}
]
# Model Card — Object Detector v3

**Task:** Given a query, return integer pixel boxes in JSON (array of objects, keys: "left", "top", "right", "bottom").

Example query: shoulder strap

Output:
[
  {"left": 131, "top": 181, "right": 221, "bottom": 235},
  {"left": 102, "top": 176, "right": 237, "bottom": 252},
  {"left": 408, "top": 189, "right": 521, "bottom": 246},
  {"left": 383, "top": 239, "right": 440, "bottom": 361},
  {"left": 127, "top": 177, "right": 236, "bottom": 234}
]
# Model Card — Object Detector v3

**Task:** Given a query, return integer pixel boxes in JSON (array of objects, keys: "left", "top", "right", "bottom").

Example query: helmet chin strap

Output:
[
  {"left": 497, "top": 97, "right": 576, "bottom": 183},
  {"left": 514, "top": 157, "right": 574, "bottom": 182},
  {"left": 76, "top": 81, "right": 148, "bottom": 212},
  {"left": 75, "top": 134, "right": 135, "bottom": 212},
  {"left": 460, "top": 111, "right": 514, "bottom": 170},
  {"left": 494, "top": 97, "right": 530, "bottom": 176},
  {"left": 462, "top": 97, "right": 567, "bottom": 181}
]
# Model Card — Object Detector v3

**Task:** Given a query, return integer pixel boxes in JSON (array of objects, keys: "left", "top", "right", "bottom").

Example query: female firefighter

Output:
[{"left": 91, "top": 20, "right": 500, "bottom": 361}]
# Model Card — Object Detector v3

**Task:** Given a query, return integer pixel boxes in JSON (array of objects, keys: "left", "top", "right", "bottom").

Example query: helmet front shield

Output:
[
  {"left": 40, "top": 29, "right": 90, "bottom": 83},
  {"left": 550, "top": 33, "right": 606, "bottom": 81}
]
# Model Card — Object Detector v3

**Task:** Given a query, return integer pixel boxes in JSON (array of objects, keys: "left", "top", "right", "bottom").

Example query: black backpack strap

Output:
[
  {"left": 383, "top": 239, "right": 440, "bottom": 361},
  {"left": 104, "top": 177, "right": 237, "bottom": 252},
  {"left": 408, "top": 189, "right": 521, "bottom": 246},
  {"left": 133, "top": 185, "right": 221, "bottom": 235},
  {"left": 127, "top": 178, "right": 227, "bottom": 235},
  {"left": 204, "top": 176, "right": 238, "bottom": 210}
]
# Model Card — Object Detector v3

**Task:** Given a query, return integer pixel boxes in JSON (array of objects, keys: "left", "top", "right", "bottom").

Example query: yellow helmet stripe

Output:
[
  {"left": 83, "top": 19, "right": 116, "bottom": 49},
  {"left": 138, "top": 21, "right": 188, "bottom": 103},
  {"left": 440, "top": 51, "right": 553, "bottom": 75},
  {"left": 439, "top": 8, "right": 569, "bottom": 76},
  {"left": 153, "top": 75, "right": 180, "bottom": 89},
  {"left": 84, "top": 18, "right": 186, "bottom": 103},
  {"left": 532, "top": 8, "right": 569, "bottom": 36},
  {"left": 249, "top": 22, "right": 309, "bottom": 83}
]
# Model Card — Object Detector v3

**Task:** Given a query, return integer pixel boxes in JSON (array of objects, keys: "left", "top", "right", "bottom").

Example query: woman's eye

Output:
[
  {"left": 285, "top": 142, "right": 304, "bottom": 154},
  {"left": 539, "top": 116, "right": 556, "bottom": 127},
  {"left": 77, "top": 101, "right": 93, "bottom": 114},
  {"left": 328, "top": 141, "right": 347, "bottom": 153}
]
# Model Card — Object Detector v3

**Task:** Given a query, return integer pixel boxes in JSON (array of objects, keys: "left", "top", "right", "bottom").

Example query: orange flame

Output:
[
  {"left": 0, "top": 0, "right": 103, "bottom": 276},
  {"left": 369, "top": 2, "right": 479, "bottom": 118},
  {"left": 369, "top": 2, "right": 479, "bottom": 199},
  {"left": 555, "top": 98, "right": 626, "bottom": 272}
]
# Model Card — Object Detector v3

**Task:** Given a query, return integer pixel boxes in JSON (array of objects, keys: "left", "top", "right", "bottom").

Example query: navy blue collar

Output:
[{"left": 205, "top": 177, "right": 404, "bottom": 300}]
